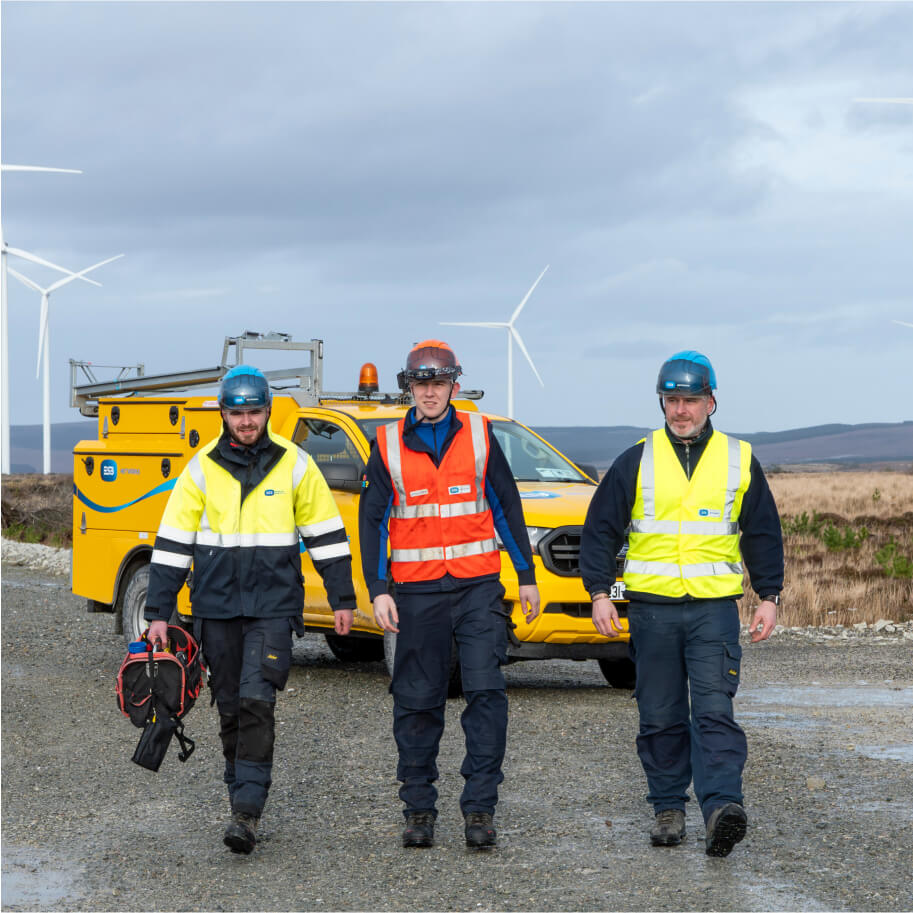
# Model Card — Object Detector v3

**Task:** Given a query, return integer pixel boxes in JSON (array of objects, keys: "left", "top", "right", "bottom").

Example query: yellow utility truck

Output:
[{"left": 71, "top": 334, "right": 633, "bottom": 688}]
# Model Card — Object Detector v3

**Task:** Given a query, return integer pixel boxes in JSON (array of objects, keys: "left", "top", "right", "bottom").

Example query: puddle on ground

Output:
[
  {"left": 738, "top": 710, "right": 824, "bottom": 731},
  {"left": 855, "top": 743, "right": 913, "bottom": 763},
  {"left": 1, "top": 578, "right": 67, "bottom": 589},
  {"left": 1, "top": 847, "right": 84, "bottom": 908},
  {"left": 740, "top": 685, "right": 913, "bottom": 709}
]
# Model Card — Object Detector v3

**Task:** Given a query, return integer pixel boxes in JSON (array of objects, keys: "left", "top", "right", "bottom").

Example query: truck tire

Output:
[
  {"left": 597, "top": 657, "right": 636, "bottom": 690},
  {"left": 121, "top": 564, "right": 178, "bottom": 646},
  {"left": 384, "top": 630, "right": 463, "bottom": 699},
  {"left": 324, "top": 632, "right": 384, "bottom": 663}
]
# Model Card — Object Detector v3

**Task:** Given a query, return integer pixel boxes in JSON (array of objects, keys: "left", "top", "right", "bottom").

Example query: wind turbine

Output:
[
  {"left": 9, "top": 255, "right": 123, "bottom": 474},
  {"left": 441, "top": 266, "right": 548, "bottom": 419},
  {"left": 893, "top": 320, "right": 913, "bottom": 329},
  {"left": 1, "top": 163, "right": 83, "bottom": 473}
]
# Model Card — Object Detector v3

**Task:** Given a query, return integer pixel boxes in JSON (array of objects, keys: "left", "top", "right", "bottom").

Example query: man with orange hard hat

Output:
[{"left": 359, "top": 340, "right": 540, "bottom": 850}]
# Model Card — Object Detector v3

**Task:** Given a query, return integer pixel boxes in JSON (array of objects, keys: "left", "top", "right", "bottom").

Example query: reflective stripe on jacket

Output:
[
  {"left": 146, "top": 429, "right": 352, "bottom": 619},
  {"left": 623, "top": 428, "right": 751, "bottom": 599},
  {"left": 376, "top": 411, "right": 501, "bottom": 582}
]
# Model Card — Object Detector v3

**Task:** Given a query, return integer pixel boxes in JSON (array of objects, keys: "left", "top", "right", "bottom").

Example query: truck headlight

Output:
[{"left": 494, "top": 526, "right": 551, "bottom": 555}]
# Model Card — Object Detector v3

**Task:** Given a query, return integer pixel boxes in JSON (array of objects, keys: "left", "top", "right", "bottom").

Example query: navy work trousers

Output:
[
  {"left": 194, "top": 615, "right": 297, "bottom": 818},
  {"left": 391, "top": 579, "right": 509, "bottom": 818},
  {"left": 627, "top": 598, "right": 746, "bottom": 823}
]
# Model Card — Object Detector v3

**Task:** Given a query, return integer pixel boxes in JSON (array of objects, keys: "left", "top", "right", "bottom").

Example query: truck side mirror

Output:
[{"left": 318, "top": 461, "right": 365, "bottom": 493}]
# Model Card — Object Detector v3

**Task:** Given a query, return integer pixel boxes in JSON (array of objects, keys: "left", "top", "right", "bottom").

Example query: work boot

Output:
[
  {"left": 223, "top": 811, "right": 259, "bottom": 854},
  {"left": 402, "top": 811, "right": 435, "bottom": 848},
  {"left": 705, "top": 803, "right": 747, "bottom": 857},
  {"left": 650, "top": 808, "right": 686, "bottom": 846},
  {"left": 464, "top": 811, "right": 497, "bottom": 849}
]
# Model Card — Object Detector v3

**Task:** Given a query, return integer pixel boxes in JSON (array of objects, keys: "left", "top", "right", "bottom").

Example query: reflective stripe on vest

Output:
[
  {"left": 378, "top": 412, "right": 501, "bottom": 582},
  {"left": 624, "top": 429, "right": 751, "bottom": 599}
]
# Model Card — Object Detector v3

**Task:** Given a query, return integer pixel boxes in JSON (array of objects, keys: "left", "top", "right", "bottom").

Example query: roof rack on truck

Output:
[{"left": 70, "top": 332, "right": 325, "bottom": 417}]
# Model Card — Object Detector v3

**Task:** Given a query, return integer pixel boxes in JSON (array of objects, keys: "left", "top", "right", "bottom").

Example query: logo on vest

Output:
[
  {"left": 448, "top": 484, "right": 471, "bottom": 496},
  {"left": 698, "top": 508, "right": 722, "bottom": 518},
  {"left": 409, "top": 488, "right": 429, "bottom": 497},
  {"left": 264, "top": 489, "right": 285, "bottom": 497}
]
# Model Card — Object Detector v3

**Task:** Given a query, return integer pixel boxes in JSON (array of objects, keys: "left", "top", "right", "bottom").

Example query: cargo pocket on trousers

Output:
[
  {"left": 261, "top": 637, "right": 292, "bottom": 690},
  {"left": 721, "top": 642, "right": 742, "bottom": 696}
]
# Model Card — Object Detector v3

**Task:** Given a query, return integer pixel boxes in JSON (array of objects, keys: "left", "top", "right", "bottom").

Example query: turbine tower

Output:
[
  {"left": 10, "top": 254, "right": 123, "bottom": 473},
  {"left": 441, "top": 266, "right": 548, "bottom": 419},
  {"left": 1, "top": 163, "right": 83, "bottom": 473}
]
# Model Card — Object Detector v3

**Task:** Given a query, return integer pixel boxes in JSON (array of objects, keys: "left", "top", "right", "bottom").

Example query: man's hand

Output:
[
  {"left": 592, "top": 596, "right": 624, "bottom": 637},
  {"left": 750, "top": 600, "right": 777, "bottom": 642},
  {"left": 334, "top": 609, "right": 354, "bottom": 635},
  {"left": 146, "top": 619, "right": 169, "bottom": 649},
  {"left": 518, "top": 585, "right": 540, "bottom": 623},
  {"left": 373, "top": 594, "right": 399, "bottom": 633}
]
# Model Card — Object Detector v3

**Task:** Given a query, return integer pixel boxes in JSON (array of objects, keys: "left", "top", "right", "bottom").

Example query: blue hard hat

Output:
[
  {"left": 656, "top": 351, "right": 717, "bottom": 396},
  {"left": 219, "top": 365, "right": 271, "bottom": 410}
]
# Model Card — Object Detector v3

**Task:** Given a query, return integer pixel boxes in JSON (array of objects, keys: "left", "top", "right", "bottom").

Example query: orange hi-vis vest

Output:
[{"left": 376, "top": 411, "right": 501, "bottom": 583}]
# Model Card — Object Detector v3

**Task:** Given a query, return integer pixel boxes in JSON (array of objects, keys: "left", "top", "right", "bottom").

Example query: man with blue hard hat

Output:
[
  {"left": 145, "top": 365, "right": 356, "bottom": 854},
  {"left": 580, "top": 351, "right": 783, "bottom": 856}
]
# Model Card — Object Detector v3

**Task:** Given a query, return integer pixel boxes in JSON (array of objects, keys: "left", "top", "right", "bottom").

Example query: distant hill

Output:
[
  {"left": 535, "top": 421, "right": 913, "bottom": 471},
  {"left": 5, "top": 419, "right": 912, "bottom": 474}
]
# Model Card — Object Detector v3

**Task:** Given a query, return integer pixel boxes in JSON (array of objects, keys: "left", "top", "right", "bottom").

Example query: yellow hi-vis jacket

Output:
[
  {"left": 623, "top": 428, "right": 752, "bottom": 599},
  {"left": 145, "top": 429, "right": 353, "bottom": 620}
]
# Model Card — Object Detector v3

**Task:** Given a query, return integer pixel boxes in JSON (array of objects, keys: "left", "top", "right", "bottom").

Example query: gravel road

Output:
[{"left": 2, "top": 561, "right": 912, "bottom": 912}]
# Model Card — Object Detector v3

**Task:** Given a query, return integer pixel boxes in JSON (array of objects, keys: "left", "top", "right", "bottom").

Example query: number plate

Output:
[{"left": 609, "top": 581, "right": 626, "bottom": 601}]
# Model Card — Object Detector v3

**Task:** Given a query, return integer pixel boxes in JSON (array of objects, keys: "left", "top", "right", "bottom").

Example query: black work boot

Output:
[
  {"left": 650, "top": 808, "right": 686, "bottom": 846},
  {"left": 705, "top": 803, "right": 747, "bottom": 857},
  {"left": 464, "top": 811, "right": 497, "bottom": 849},
  {"left": 223, "top": 811, "right": 259, "bottom": 854},
  {"left": 402, "top": 811, "right": 435, "bottom": 848}
]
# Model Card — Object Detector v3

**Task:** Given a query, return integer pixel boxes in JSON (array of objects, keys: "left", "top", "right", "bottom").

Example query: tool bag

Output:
[{"left": 116, "top": 624, "right": 205, "bottom": 771}]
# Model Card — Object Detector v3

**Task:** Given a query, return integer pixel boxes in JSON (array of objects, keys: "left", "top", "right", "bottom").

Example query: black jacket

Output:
[
  {"left": 145, "top": 427, "right": 356, "bottom": 621},
  {"left": 358, "top": 406, "right": 536, "bottom": 600},
  {"left": 580, "top": 421, "right": 784, "bottom": 604}
]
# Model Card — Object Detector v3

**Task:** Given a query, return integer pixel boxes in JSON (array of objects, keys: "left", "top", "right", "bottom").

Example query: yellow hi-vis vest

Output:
[{"left": 623, "top": 429, "right": 751, "bottom": 599}]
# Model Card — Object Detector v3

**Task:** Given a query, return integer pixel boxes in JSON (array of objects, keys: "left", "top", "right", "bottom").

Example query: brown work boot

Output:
[
  {"left": 705, "top": 803, "right": 747, "bottom": 857},
  {"left": 464, "top": 811, "right": 497, "bottom": 849},
  {"left": 402, "top": 811, "right": 435, "bottom": 848},
  {"left": 223, "top": 811, "right": 259, "bottom": 854},
  {"left": 650, "top": 808, "right": 686, "bottom": 846}
]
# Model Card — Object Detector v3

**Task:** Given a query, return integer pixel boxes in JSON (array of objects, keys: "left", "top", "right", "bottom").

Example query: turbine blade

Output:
[
  {"left": 47, "top": 253, "right": 124, "bottom": 292},
  {"left": 7, "top": 267, "right": 43, "bottom": 294},
  {"left": 510, "top": 326, "right": 544, "bottom": 387},
  {"left": 1, "top": 164, "right": 82, "bottom": 173},
  {"left": 5, "top": 246, "right": 102, "bottom": 286},
  {"left": 854, "top": 98, "right": 913, "bottom": 104},
  {"left": 509, "top": 265, "right": 549, "bottom": 325},
  {"left": 439, "top": 321, "right": 508, "bottom": 328},
  {"left": 893, "top": 320, "right": 913, "bottom": 329},
  {"left": 37, "top": 297, "right": 49, "bottom": 378}
]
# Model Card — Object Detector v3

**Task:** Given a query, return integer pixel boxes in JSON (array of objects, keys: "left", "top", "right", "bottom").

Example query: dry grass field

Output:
[
  {"left": 3, "top": 470, "right": 912, "bottom": 627},
  {"left": 740, "top": 470, "right": 913, "bottom": 627}
]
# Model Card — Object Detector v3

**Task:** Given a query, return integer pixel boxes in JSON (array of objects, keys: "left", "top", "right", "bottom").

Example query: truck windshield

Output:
[{"left": 355, "top": 417, "right": 588, "bottom": 484}]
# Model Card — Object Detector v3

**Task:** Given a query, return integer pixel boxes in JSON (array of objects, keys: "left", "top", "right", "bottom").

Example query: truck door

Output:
[{"left": 290, "top": 414, "right": 369, "bottom": 624}]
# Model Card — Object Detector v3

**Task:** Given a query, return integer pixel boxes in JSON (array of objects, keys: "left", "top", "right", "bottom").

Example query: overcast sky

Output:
[{"left": 2, "top": 1, "right": 911, "bottom": 433}]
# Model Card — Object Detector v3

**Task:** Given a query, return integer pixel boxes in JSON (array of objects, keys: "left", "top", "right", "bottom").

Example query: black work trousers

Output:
[
  {"left": 194, "top": 615, "right": 297, "bottom": 818},
  {"left": 391, "top": 579, "right": 509, "bottom": 818}
]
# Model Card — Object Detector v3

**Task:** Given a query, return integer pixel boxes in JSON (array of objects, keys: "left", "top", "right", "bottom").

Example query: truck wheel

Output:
[
  {"left": 121, "top": 564, "right": 177, "bottom": 646},
  {"left": 384, "top": 630, "right": 463, "bottom": 699},
  {"left": 598, "top": 657, "right": 636, "bottom": 690},
  {"left": 324, "top": 633, "right": 384, "bottom": 663}
]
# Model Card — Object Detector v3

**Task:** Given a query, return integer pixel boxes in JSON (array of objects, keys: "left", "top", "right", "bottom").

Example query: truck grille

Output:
[
  {"left": 539, "top": 526, "right": 627, "bottom": 579},
  {"left": 543, "top": 602, "right": 628, "bottom": 618}
]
